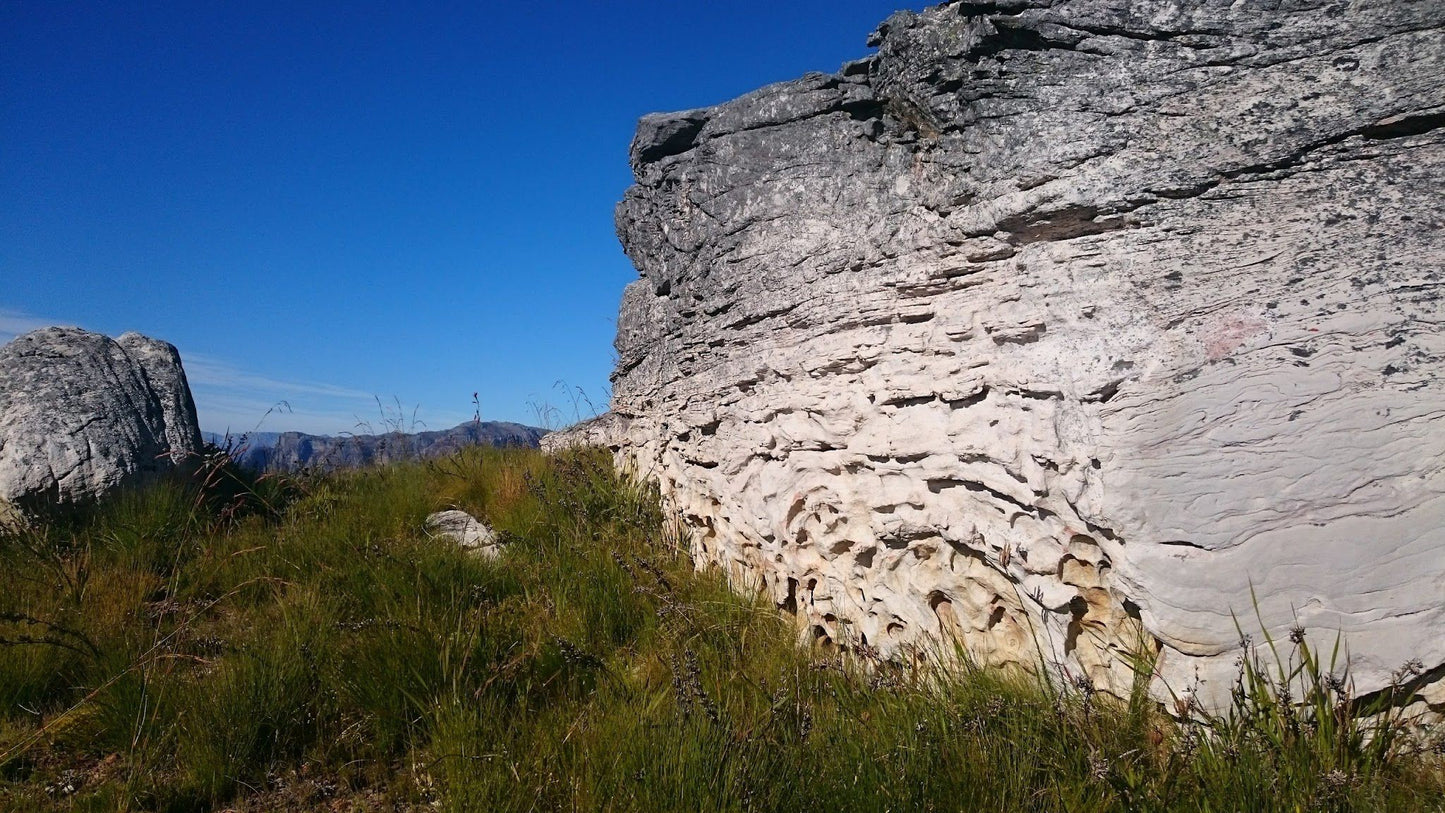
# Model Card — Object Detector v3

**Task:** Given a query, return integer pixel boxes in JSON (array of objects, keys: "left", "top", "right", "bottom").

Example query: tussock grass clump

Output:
[{"left": 1, "top": 446, "right": 1441, "bottom": 811}]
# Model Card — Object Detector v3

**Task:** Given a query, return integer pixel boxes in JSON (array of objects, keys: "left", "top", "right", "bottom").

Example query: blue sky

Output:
[{"left": 2, "top": 1, "right": 928, "bottom": 435}]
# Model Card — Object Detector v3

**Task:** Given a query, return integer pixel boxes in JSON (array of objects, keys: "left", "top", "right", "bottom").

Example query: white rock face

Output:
[
  {"left": 426, "top": 510, "right": 502, "bottom": 559},
  {"left": 540, "top": 413, "right": 628, "bottom": 454},
  {"left": 0, "top": 327, "right": 205, "bottom": 513},
  {"left": 603, "top": 1, "right": 1445, "bottom": 713},
  {"left": 115, "top": 332, "right": 210, "bottom": 465}
]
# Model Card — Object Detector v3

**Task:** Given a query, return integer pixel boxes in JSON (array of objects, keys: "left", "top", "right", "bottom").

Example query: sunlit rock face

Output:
[
  {"left": 540, "top": 412, "right": 628, "bottom": 454},
  {"left": 605, "top": 0, "right": 1444, "bottom": 712},
  {"left": 0, "top": 327, "right": 205, "bottom": 514}
]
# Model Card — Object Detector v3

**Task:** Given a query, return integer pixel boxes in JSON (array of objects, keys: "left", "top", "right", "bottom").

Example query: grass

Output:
[{"left": 0, "top": 446, "right": 1441, "bottom": 811}]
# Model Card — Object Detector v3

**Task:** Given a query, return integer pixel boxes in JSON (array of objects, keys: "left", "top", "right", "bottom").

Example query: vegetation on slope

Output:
[{"left": 1, "top": 447, "right": 1441, "bottom": 811}]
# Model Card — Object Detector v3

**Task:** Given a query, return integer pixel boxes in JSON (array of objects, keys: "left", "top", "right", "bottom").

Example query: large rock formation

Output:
[
  {"left": 0, "top": 327, "right": 205, "bottom": 514},
  {"left": 601, "top": 0, "right": 1445, "bottom": 714}
]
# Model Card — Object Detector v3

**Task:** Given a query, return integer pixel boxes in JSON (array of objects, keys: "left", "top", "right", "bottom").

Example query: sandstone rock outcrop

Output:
[
  {"left": 0, "top": 327, "right": 205, "bottom": 514},
  {"left": 604, "top": 0, "right": 1445, "bottom": 714}
]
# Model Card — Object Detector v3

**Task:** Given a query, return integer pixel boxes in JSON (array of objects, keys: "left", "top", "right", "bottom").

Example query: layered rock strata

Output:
[
  {"left": 603, "top": 0, "right": 1445, "bottom": 713},
  {"left": 0, "top": 327, "right": 205, "bottom": 513}
]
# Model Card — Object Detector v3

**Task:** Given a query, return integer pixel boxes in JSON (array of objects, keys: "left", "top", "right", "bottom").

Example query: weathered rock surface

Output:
[
  {"left": 0, "top": 327, "right": 205, "bottom": 512},
  {"left": 607, "top": 0, "right": 1445, "bottom": 713},
  {"left": 116, "top": 332, "right": 205, "bottom": 464},
  {"left": 540, "top": 412, "right": 629, "bottom": 454},
  {"left": 425, "top": 510, "right": 502, "bottom": 559}
]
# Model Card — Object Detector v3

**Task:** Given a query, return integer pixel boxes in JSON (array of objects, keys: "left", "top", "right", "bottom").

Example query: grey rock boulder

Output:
[
  {"left": 607, "top": 0, "right": 1445, "bottom": 715},
  {"left": 0, "top": 327, "right": 204, "bottom": 513},
  {"left": 115, "top": 332, "right": 206, "bottom": 465},
  {"left": 425, "top": 509, "right": 502, "bottom": 559}
]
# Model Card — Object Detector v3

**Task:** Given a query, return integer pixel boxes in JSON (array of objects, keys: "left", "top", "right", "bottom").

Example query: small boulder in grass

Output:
[{"left": 425, "top": 510, "right": 501, "bottom": 559}]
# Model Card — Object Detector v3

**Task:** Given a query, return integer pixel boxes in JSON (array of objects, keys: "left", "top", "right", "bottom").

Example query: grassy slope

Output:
[{"left": 0, "top": 447, "right": 1440, "bottom": 812}]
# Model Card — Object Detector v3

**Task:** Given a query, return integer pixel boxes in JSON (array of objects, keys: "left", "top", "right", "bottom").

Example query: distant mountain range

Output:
[{"left": 203, "top": 421, "right": 548, "bottom": 472}]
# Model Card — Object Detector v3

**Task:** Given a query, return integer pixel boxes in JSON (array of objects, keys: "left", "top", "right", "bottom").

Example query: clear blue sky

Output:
[{"left": 2, "top": 1, "right": 927, "bottom": 436}]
